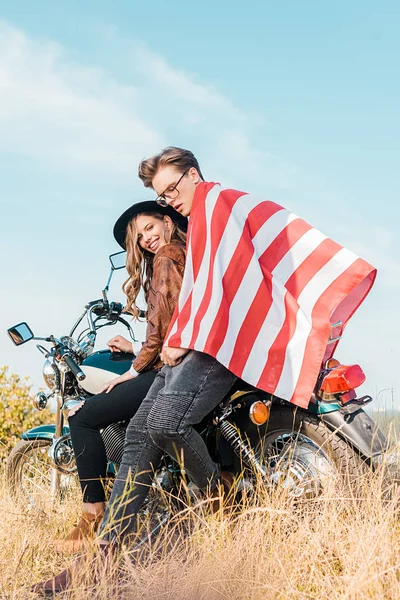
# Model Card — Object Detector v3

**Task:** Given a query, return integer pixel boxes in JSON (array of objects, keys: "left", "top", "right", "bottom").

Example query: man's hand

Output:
[
  {"left": 160, "top": 346, "right": 189, "bottom": 367},
  {"left": 99, "top": 370, "right": 136, "bottom": 394},
  {"left": 107, "top": 335, "right": 133, "bottom": 354}
]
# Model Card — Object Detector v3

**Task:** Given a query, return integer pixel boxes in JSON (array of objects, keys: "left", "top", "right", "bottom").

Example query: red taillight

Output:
[{"left": 320, "top": 364, "right": 366, "bottom": 394}]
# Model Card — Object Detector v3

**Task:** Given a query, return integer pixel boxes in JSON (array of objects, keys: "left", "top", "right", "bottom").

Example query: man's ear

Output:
[{"left": 188, "top": 167, "right": 201, "bottom": 184}]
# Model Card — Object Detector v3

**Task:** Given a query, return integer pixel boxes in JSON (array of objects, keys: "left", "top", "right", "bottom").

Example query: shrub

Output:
[{"left": 0, "top": 366, "right": 52, "bottom": 463}]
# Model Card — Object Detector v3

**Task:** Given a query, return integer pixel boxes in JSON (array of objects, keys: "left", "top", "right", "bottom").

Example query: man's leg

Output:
[
  {"left": 147, "top": 351, "right": 237, "bottom": 490},
  {"left": 98, "top": 370, "right": 166, "bottom": 544}
]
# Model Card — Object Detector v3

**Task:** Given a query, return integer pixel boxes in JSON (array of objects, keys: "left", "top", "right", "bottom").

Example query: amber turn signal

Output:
[{"left": 249, "top": 401, "right": 270, "bottom": 425}]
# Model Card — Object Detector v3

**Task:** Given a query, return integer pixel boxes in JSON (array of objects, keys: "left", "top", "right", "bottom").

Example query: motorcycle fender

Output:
[
  {"left": 21, "top": 424, "right": 70, "bottom": 441},
  {"left": 320, "top": 408, "right": 388, "bottom": 459}
]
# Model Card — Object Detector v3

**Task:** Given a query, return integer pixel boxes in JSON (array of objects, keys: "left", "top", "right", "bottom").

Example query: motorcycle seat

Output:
[
  {"left": 220, "top": 379, "right": 259, "bottom": 407},
  {"left": 229, "top": 379, "right": 258, "bottom": 394}
]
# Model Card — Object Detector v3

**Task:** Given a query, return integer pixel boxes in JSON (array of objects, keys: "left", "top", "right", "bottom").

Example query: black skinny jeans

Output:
[{"left": 68, "top": 369, "right": 157, "bottom": 503}]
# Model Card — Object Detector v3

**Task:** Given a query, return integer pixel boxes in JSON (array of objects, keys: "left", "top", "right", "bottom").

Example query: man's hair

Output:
[{"left": 138, "top": 146, "right": 204, "bottom": 189}]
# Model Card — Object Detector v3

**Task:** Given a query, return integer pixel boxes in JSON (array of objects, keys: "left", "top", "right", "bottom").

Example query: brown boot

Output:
[
  {"left": 31, "top": 543, "right": 113, "bottom": 596},
  {"left": 54, "top": 510, "right": 104, "bottom": 553}
]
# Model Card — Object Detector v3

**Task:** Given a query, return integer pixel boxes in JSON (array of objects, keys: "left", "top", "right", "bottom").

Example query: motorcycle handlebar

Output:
[{"left": 63, "top": 354, "right": 86, "bottom": 381}]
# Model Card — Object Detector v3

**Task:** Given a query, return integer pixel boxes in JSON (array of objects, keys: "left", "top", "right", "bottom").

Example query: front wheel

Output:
[
  {"left": 242, "top": 405, "right": 368, "bottom": 499},
  {"left": 6, "top": 439, "right": 80, "bottom": 513}
]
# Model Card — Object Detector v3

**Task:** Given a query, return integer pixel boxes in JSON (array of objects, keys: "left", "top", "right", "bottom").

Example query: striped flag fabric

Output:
[{"left": 164, "top": 183, "right": 376, "bottom": 408}]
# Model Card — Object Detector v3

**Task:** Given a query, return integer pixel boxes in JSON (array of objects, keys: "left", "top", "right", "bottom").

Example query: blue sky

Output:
[{"left": 0, "top": 1, "right": 398, "bottom": 407}]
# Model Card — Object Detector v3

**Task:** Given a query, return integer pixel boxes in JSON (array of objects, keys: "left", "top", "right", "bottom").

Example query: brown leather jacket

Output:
[{"left": 131, "top": 242, "right": 186, "bottom": 373}]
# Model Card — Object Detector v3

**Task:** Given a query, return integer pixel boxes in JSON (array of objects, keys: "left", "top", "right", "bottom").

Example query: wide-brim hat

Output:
[{"left": 113, "top": 200, "right": 188, "bottom": 249}]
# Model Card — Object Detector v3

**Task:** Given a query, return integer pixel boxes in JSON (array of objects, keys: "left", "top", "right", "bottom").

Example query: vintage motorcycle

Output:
[{"left": 7, "top": 251, "right": 388, "bottom": 516}]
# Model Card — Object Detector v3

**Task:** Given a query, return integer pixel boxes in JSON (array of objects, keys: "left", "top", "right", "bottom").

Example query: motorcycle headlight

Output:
[{"left": 42, "top": 358, "right": 58, "bottom": 391}]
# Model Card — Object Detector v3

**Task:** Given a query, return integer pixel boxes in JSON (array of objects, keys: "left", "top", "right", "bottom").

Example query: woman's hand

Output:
[
  {"left": 99, "top": 370, "right": 136, "bottom": 394},
  {"left": 160, "top": 347, "right": 189, "bottom": 367},
  {"left": 107, "top": 335, "right": 133, "bottom": 354}
]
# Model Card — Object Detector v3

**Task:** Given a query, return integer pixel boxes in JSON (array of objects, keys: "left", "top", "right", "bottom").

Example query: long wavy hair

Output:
[{"left": 123, "top": 212, "right": 186, "bottom": 319}]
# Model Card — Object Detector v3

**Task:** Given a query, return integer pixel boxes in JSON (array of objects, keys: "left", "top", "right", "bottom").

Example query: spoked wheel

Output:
[
  {"left": 243, "top": 405, "right": 367, "bottom": 499},
  {"left": 261, "top": 431, "right": 335, "bottom": 498},
  {"left": 6, "top": 439, "right": 80, "bottom": 513}
]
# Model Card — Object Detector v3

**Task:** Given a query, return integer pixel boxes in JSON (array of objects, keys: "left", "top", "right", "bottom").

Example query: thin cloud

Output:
[
  {"left": 0, "top": 20, "right": 302, "bottom": 192},
  {"left": 0, "top": 21, "right": 163, "bottom": 169}
]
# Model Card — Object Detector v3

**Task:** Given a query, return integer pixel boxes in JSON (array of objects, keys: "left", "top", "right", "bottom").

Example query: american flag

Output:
[{"left": 164, "top": 183, "right": 376, "bottom": 408}]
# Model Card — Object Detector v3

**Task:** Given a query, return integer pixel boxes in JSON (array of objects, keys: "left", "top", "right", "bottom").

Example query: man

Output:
[
  {"left": 101, "top": 146, "right": 375, "bottom": 541},
  {"left": 33, "top": 147, "right": 376, "bottom": 593}
]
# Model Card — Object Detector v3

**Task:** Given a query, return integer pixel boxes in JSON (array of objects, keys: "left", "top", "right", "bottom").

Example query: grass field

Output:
[{"left": 1, "top": 444, "right": 400, "bottom": 600}]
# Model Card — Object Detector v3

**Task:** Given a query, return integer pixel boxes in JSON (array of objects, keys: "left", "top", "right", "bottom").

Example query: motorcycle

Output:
[{"left": 6, "top": 251, "right": 388, "bottom": 518}]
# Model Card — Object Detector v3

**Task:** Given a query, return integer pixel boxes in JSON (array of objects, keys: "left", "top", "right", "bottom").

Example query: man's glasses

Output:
[{"left": 155, "top": 170, "right": 188, "bottom": 207}]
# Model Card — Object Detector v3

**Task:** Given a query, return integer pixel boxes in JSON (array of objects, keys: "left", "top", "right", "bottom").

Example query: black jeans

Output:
[
  {"left": 99, "top": 351, "right": 237, "bottom": 543},
  {"left": 68, "top": 369, "right": 157, "bottom": 503}
]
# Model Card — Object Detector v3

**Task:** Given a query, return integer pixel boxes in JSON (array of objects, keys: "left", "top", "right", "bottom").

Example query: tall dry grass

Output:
[{"left": 1, "top": 446, "right": 400, "bottom": 600}]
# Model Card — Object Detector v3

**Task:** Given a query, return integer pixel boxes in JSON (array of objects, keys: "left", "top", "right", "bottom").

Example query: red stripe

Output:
[
  {"left": 323, "top": 266, "right": 376, "bottom": 362},
  {"left": 190, "top": 182, "right": 215, "bottom": 282},
  {"left": 291, "top": 258, "right": 375, "bottom": 407},
  {"left": 203, "top": 201, "right": 284, "bottom": 355},
  {"left": 165, "top": 290, "right": 193, "bottom": 346},
  {"left": 189, "top": 189, "right": 245, "bottom": 348}
]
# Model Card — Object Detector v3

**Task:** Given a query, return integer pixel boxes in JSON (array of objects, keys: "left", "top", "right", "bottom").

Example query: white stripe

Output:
[
  {"left": 241, "top": 228, "right": 328, "bottom": 383},
  {"left": 273, "top": 228, "right": 327, "bottom": 283},
  {"left": 178, "top": 184, "right": 221, "bottom": 345},
  {"left": 274, "top": 247, "right": 358, "bottom": 400},
  {"left": 215, "top": 208, "right": 297, "bottom": 365}
]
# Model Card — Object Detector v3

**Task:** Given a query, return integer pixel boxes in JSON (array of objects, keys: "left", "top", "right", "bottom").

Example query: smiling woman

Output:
[
  {"left": 137, "top": 214, "right": 167, "bottom": 252},
  {"left": 44, "top": 200, "right": 188, "bottom": 555},
  {"left": 124, "top": 210, "right": 187, "bottom": 319}
]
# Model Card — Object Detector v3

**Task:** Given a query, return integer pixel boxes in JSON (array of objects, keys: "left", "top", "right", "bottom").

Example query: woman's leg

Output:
[
  {"left": 69, "top": 369, "right": 157, "bottom": 506},
  {"left": 57, "top": 370, "right": 157, "bottom": 550}
]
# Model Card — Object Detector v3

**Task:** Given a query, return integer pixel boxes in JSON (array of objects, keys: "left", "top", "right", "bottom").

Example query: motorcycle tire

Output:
[
  {"left": 241, "top": 404, "right": 368, "bottom": 499},
  {"left": 7, "top": 439, "right": 80, "bottom": 512}
]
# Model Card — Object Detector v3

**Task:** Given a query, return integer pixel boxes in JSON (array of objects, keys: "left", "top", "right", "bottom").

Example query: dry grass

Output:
[{"left": 1, "top": 451, "right": 400, "bottom": 600}]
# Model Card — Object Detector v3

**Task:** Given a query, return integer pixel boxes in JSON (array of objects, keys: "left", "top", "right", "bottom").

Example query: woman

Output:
[{"left": 58, "top": 200, "right": 187, "bottom": 552}]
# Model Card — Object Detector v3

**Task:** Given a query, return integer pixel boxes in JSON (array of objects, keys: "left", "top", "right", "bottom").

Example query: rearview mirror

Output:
[
  {"left": 7, "top": 322, "right": 35, "bottom": 346},
  {"left": 109, "top": 251, "right": 126, "bottom": 270}
]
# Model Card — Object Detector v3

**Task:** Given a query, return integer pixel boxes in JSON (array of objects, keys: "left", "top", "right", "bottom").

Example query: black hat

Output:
[{"left": 113, "top": 200, "right": 188, "bottom": 249}]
